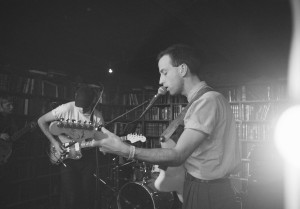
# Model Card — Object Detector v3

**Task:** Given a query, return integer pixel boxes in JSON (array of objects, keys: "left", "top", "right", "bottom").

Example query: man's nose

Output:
[{"left": 159, "top": 76, "right": 164, "bottom": 85}]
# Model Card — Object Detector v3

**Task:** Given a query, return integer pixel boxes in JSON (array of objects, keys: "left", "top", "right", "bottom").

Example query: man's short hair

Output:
[{"left": 157, "top": 44, "right": 202, "bottom": 76}]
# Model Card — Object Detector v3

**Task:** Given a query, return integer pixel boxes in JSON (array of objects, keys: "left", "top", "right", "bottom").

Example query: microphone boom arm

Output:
[{"left": 104, "top": 100, "right": 149, "bottom": 126}]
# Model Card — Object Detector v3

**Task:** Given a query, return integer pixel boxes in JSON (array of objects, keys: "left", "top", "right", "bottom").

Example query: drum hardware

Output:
[
  {"left": 93, "top": 173, "right": 117, "bottom": 193},
  {"left": 117, "top": 180, "right": 174, "bottom": 209},
  {"left": 112, "top": 160, "right": 135, "bottom": 170}
]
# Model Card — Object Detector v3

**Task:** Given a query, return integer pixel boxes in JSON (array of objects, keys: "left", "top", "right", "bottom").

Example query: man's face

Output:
[
  {"left": 158, "top": 55, "right": 183, "bottom": 95},
  {"left": 76, "top": 105, "right": 92, "bottom": 115},
  {"left": 1, "top": 100, "right": 13, "bottom": 114},
  {"left": 82, "top": 106, "right": 92, "bottom": 114}
]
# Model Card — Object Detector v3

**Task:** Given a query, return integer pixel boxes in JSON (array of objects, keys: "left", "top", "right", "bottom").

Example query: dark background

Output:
[{"left": 0, "top": 0, "right": 292, "bottom": 86}]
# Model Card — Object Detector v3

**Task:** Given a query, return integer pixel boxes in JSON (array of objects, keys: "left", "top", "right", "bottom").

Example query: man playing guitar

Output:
[{"left": 38, "top": 85, "right": 104, "bottom": 209}]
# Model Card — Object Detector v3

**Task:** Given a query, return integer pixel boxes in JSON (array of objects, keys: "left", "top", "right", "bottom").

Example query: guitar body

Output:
[
  {"left": 48, "top": 121, "right": 146, "bottom": 165},
  {"left": 0, "top": 121, "right": 36, "bottom": 165},
  {"left": 0, "top": 139, "right": 12, "bottom": 165},
  {"left": 49, "top": 135, "right": 84, "bottom": 165},
  {"left": 154, "top": 138, "right": 185, "bottom": 203}
]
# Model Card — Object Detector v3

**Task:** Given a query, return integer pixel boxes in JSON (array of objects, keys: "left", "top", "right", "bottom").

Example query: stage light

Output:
[
  {"left": 108, "top": 68, "right": 113, "bottom": 74},
  {"left": 275, "top": 105, "right": 300, "bottom": 168}
]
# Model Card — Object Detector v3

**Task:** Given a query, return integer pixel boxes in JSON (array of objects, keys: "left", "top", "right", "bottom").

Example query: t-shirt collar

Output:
[{"left": 187, "top": 81, "right": 208, "bottom": 102}]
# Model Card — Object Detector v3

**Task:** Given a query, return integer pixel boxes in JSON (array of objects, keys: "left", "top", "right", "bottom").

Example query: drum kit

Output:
[{"left": 96, "top": 156, "right": 181, "bottom": 209}]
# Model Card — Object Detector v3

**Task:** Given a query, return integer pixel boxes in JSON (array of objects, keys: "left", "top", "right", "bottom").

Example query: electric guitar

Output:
[
  {"left": 49, "top": 120, "right": 184, "bottom": 201},
  {"left": 48, "top": 121, "right": 146, "bottom": 165},
  {"left": 0, "top": 121, "right": 37, "bottom": 165},
  {"left": 154, "top": 138, "right": 185, "bottom": 203}
]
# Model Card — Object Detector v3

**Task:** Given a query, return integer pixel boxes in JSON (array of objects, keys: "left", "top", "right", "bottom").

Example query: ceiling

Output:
[{"left": 0, "top": 0, "right": 292, "bottom": 87}]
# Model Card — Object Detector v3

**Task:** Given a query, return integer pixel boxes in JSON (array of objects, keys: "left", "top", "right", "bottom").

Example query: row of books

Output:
[
  {"left": 0, "top": 73, "right": 76, "bottom": 100},
  {"left": 236, "top": 123, "right": 271, "bottom": 141},
  {"left": 231, "top": 103, "right": 271, "bottom": 121},
  {"left": 113, "top": 122, "right": 143, "bottom": 135},
  {"left": 144, "top": 92, "right": 171, "bottom": 104},
  {"left": 112, "top": 91, "right": 187, "bottom": 106},
  {"left": 121, "top": 93, "right": 144, "bottom": 105},
  {"left": 172, "top": 104, "right": 186, "bottom": 119},
  {"left": 222, "top": 84, "right": 287, "bottom": 102},
  {"left": 144, "top": 122, "right": 168, "bottom": 137},
  {"left": 144, "top": 106, "right": 171, "bottom": 120}
]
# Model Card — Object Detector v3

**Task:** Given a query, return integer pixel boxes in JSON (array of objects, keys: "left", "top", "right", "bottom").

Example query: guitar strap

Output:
[
  {"left": 89, "top": 109, "right": 94, "bottom": 123},
  {"left": 159, "top": 86, "right": 213, "bottom": 143}
]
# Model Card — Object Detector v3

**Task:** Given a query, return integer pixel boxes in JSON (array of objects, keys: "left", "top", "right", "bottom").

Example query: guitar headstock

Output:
[
  {"left": 49, "top": 121, "right": 96, "bottom": 142},
  {"left": 125, "top": 133, "right": 146, "bottom": 144}
]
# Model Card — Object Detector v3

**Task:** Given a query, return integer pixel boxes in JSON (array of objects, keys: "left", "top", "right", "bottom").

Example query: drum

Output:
[
  {"left": 151, "top": 164, "right": 160, "bottom": 179},
  {"left": 117, "top": 179, "right": 174, "bottom": 209},
  {"left": 132, "top": 162, "right": 152, "bottom": 181}
]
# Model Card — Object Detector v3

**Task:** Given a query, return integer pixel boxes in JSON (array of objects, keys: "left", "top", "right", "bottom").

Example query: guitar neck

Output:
[
  {"left": 11, "top": 125, "right": 32, "bottom": 142},
  {"left": 79, "top": 136, "right": 127, "bottom": 149}
]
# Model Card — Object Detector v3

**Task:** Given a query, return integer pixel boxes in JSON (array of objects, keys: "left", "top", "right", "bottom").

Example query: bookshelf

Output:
[
  {"left": 102, "top": 87, "right": 181, "bottom": 142},
  {"left": 216, "top": 80, "right": 287, "bottom": 203},
  {"left": 0, "top": 69, "right": 88, "bottom": 209}
]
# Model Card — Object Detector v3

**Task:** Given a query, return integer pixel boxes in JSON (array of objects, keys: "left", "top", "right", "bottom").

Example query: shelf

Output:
[
  {"left": 230, "top": 99, "right": 288, "bottom": 104},
  {"left": 229, "top": 176, "right": 248, "bottom": 182},
  {"left": 143, "top": 119, "right": 170, "bottom": 123},
  {"left": 236, "top": 120, "right": 270, "bottom": 123},
  {"left": 240, "top": 140, "right": 263, "bottom": 143},
  {"left": 241, "top": 158, "right": 251, "bottom": 162}
]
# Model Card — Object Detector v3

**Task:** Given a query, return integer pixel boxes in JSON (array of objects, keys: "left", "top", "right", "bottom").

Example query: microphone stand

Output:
[
  {"left": 93, "top": 100, "right": 149, "bottom": 208},
  {"left": 104, "top": 100, "right": 149, "bottom": 127}
]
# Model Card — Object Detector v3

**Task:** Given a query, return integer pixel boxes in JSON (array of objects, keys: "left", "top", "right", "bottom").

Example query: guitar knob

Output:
[
  {"left": 159, "top": 136, "right": 166, "bottom": 143},
  {"left": 87, "top": 121, "right": 94, "bottom": 130}
]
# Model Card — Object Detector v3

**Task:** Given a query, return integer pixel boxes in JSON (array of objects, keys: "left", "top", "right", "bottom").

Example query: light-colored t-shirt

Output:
[
  {"left": 51, "top": 101, "right": 104, "bottom": 128},
  {"left": 184, "top": 82, "right": 241, "bottom": 180}
]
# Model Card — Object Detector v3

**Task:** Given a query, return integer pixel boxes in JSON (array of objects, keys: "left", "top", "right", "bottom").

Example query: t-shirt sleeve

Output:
[
  {"left": 51, "top": 103, "right": 70, "bottom": 120},
  {"left": 93, "top": 111, "right": 104, "bottom": 126}
]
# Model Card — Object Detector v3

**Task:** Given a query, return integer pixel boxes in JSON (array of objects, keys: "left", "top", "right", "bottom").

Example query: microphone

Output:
[
  {"left": 108, "top": 86, "right": 167, "bottom": 126},
  {"left": 144, "top": 86, "right": 167, "bottom": 112}
]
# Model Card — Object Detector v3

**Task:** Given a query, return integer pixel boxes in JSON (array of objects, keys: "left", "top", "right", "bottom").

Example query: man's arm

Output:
[
  {"left": 97, "top": 127, "right": 208, "bottom": 166},
  {"left": 38, "top": 111, "right": 64, "bottom": 154}
]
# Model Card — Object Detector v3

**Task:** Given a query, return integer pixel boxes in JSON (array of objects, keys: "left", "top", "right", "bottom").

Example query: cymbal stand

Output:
[{"left": 93, "top": 172, "right": 118, "bottom": 209}]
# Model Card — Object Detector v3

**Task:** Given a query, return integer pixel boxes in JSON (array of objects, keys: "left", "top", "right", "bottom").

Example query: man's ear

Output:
[{"left": 179, "top": 63, "right": 188, "bottom": 76}]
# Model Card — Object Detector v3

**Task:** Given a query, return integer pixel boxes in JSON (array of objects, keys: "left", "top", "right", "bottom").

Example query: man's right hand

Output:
[
  {"left": 52, "top": 140, "right": 65, "bottom": 154},
  {"left": 0, "top": 133, "right": 10, "bottom": 141}
]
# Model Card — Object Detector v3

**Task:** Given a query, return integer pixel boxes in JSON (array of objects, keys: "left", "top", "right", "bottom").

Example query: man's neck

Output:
[{"left": 182, "top": 76, "right": 202, "bottom": 97}]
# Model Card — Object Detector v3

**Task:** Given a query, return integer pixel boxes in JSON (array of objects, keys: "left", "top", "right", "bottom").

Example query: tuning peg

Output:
[
  {"left": 57, "top": 118, "right": 64, "bottom": 127},
  {"left": 75, "top": 120, "right": 82, "bottom": 129},
  {"left": 86, "top": 121, "right": 94, "bottom": 130},
  {"left": 64, "top": 119, "right": 71, "bottom": 128}
]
